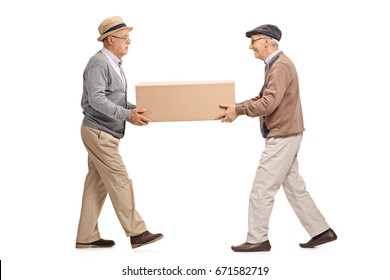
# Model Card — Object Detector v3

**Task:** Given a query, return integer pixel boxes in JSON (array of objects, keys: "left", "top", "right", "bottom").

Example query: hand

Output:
[
  {"left": 129, "top": 108, "right": 151, "bottom": 126},
  {"left": 216, "top": 104, "right": 238, "bottom": 123}
]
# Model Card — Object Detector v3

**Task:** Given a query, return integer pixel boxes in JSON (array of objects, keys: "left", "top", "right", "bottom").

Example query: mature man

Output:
[
  {"left": 218, "top": 24, "right": 336, "bottom": 252},
  {"left": 76, "top": 16, "right": 163, "bottom": 249}
]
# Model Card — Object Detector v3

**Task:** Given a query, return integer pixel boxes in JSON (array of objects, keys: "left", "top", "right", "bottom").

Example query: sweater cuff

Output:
[
  {"left": 124, "top": 108, "right": 132, "bottom": 122},
  {"left": 235, "top": 104, "right": 245, "bottom": 115}
]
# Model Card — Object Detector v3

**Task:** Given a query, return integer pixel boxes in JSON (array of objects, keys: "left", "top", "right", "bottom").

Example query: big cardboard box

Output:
[{"left": 135, "top": 81, "right": 235, "bottom": 122}]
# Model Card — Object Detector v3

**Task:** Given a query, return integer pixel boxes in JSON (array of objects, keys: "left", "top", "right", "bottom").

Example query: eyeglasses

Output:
[
  {"left": 250, "top": 37, "right": 267, "bottom": 45},
  {"left": 111, "top": 35, "right": 131, "bottom": 42}
]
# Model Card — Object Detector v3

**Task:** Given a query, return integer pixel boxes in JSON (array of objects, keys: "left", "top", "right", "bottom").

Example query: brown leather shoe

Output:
[
  {"left": 231, "top": 240, "right": 271, "bottom": 252},
  {"left": 76, "top": 238, "right": 115, "bottom": 248},
  {"left": 130, "top": 231, "right": 163, "bottom": 249},
  {"left": 300, "top": 228, "right": 337, "bottom": 248}
]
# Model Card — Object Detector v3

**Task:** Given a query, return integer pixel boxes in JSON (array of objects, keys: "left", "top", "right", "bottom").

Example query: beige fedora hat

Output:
[{"left": 97, "top": 16, "right": 133, "bottom": 42}]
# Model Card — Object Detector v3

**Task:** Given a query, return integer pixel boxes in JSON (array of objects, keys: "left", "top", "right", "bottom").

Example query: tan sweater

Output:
[{"left": 235, "top": 52, "right": 305, "bottom": 138}]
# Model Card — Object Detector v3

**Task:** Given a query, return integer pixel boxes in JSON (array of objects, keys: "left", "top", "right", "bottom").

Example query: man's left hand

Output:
[{"left": 129, "top": 108, "right": 151, "bottom": 126}]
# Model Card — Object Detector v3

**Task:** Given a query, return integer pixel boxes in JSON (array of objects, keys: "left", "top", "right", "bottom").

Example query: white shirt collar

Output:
[{"left": 265, "top": 49, "right": 282, "bottom": 64}]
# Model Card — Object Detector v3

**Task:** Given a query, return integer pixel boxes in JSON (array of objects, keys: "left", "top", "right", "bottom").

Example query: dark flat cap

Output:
[{"left": 245, "top": 24, "right": 282, "bottom": 41}]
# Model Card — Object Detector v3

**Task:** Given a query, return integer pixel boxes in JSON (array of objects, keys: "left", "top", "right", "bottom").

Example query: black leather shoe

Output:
[
  {"left": 300, "top": 228, "right": 337, "bottom": 248},
  {"left": 76, "top": 238, "right": 115, "bottom": 248},
  {"left": 231, "top": 240, "right": 271, "bottom": 252},
  {"left": 130, "top": 231, "right": 163, "bottom": 249}
]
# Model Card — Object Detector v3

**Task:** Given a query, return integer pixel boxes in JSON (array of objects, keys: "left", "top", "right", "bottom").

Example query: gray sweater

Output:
[{"left": 81, "top": 51, "right": 135, "bottom": 138}]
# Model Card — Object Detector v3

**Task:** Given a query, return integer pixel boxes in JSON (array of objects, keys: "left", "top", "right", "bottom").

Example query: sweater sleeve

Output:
[
  {"left": 235, "top": 63, "right": 291, "bottom": 117},
  {"left": 84, "top": 63, "right": 131, "bottom": 121}
]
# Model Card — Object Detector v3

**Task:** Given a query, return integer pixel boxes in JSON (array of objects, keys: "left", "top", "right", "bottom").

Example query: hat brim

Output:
[
  {"left": 246, "top": 30, "right": 269, "bottom": 38},
  {"left": 97, "top": 26, "right": 133, "bottom": 42}
]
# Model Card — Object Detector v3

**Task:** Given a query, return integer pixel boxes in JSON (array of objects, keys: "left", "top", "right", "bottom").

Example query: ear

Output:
[
  {"left": 106, "top": 36, "right": 114, "bottom": 46},
  {"left": 264, "top": 37, "right": 271, "bottom": 46}
]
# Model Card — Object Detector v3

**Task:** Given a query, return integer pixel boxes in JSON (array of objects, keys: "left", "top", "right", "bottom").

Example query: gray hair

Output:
[{"left": 270, "top": 38, "right": 279, "bottom": 46}]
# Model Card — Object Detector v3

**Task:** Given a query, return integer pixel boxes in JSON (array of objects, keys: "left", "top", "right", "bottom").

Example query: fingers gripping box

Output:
[{"left": 135, "top": 81, "right": 235, "bottom": 122}]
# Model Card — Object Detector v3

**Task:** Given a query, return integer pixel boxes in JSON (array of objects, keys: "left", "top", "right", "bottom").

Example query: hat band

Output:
[{"left": 103, "top": 23, "right": 127, "bottom": 35}]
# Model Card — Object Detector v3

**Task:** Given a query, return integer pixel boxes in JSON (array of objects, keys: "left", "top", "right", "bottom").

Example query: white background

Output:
[{"left": 1, "top": 0, "right": 389, "bottom": 279}]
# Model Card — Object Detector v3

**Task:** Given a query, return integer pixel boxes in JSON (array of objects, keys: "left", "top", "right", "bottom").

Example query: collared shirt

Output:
[
  {"left": 101, "top": 47, "right": 125, "bottom": 84},
  {"left": 265, "top": 49, "right": 283, "bottom": 64}
]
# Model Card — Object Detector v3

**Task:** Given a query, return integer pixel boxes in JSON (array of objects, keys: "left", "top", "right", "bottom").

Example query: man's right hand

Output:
[
  {"left": 216, "top": 104, "right": 238, "bottom": 123},
  {"left": 129, "top": 108, "right": 151, "bottom": 126}
]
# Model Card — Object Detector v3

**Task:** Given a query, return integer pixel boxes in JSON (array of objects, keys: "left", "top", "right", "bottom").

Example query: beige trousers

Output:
[
  {"left": 76, "top": 125, "right": 147, "bottom": 243},
  {"left": 247, "top": 133, "right": 329, "bottom": 243}
]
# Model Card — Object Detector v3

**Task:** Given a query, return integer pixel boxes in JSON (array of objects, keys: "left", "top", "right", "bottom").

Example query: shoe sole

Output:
[
  {"left": 131, "top": 235, "right": 164, "bottom": 249},
  {"left": 75, "top": 244, "right": 115, "bottom": 249},
  {"left": 232, "top": 248, "right": 271, "bottom": 252}
]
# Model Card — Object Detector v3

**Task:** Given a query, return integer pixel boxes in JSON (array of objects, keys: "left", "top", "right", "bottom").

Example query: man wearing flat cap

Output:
[
  {"left": 75, "top": 16, "right": 163, "bottom": 249},
  {"left": 218, "top": 24, "right": 337, "bottom": 252}
]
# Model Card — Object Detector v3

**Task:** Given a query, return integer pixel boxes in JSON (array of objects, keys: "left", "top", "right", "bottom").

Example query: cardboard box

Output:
[{"left": 135, "top": 81, "right": 235, "bottom": 122}]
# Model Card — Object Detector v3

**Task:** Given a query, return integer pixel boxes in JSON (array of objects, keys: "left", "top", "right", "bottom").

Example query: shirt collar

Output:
[
  {"left": 265, "top": 49, "right": 282, "bottom": 64},
  {"left": 101, "top": 47, "right": 123, "bottom": 67}
]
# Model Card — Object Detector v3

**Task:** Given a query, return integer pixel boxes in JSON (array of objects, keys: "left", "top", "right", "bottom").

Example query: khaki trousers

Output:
[
  {"left": 76, "top": 125, "right": 147, "bottom": 243},
  {"left": 247, "top": 133, "right": 329, "bottom": 243}
]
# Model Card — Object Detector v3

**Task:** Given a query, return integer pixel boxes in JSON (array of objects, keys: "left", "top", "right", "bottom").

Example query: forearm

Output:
[
  {"left": 236, "top": 70, "right": 288, "bottom": 117},
  {"left": 235, "top": 94, "right": 275, "bottom": 117},
  {"left": 88, "top": 88, "right": 131, "bottom": 121}
]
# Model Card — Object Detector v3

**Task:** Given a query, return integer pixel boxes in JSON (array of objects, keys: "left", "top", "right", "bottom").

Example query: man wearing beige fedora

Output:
[{"left": 76, "top": 16, "right": 163, "bottom": 249}]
